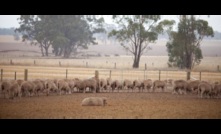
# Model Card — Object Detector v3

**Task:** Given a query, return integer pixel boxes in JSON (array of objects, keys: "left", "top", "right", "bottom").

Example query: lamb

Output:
[{"left": 81, "top": 97, "right": 107, "bottom": 106}]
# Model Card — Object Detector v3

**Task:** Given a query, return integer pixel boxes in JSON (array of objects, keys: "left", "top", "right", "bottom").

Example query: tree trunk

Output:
[
  {"left": 40, "top": 44, "right": 45, "bottom": 57},
  {"left": 187, "top": 71, "right": 191, "bottom": 80},
  {"left": 133, "top": 54, "right": 140, "bottom": 68},
  {"left": 45, "top": 46, "right": 49, "bottom": 56}
]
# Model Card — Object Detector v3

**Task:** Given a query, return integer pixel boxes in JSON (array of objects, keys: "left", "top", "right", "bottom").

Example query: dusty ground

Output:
[{"left": 0, "top": 92, "right": 221, "bottom": 119}]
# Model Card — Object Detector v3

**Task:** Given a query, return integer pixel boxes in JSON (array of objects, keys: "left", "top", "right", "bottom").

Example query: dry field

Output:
[{"left": 0, "top": 92, "right": 221, "bottom": 119}]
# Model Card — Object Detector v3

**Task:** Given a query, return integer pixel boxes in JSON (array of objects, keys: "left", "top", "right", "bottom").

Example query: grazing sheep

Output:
[
  {"left": 133, "top": 80, "right": 142, "bottom": 92},
  {"left": 44, "top": 80, "right": 58, "bottom": 96},
  {"left": 141, "top": 79, "right": 152, "bottom": 92},
  {"left": 9, "top": 82, "right": 21, "bottom": 99},
  {"left": 84, "top": 78, "right": 97, "bottom": 93},
  {"left": 210, "top": 83, "right": 221, "bottom": 98},
  {"left": 81, "top": 97, "right": 107, "bottom": 106},
  {"left": 21, "top": 81, "right": 36, "bottom": 97},
  {"left": 106, "top": 77, "right": 112, "bottom": 91},
  {"left": 99, "top": 78, "right": 107, "bottom": 92},
  {"left": 33, "top": 80, "right": 45, "bottom": 96},
  {"left": 111, "top": 80, "right": 122, "bottom": 92},
  {"left": 172, "top": 80, "right": 188, "bottom": 94},
  {"left": 123, "top": 79, "right": 133, "bottom": 92},
  {"left": 198, "top": 82, "right": 212, "bottom": 98},
  {"left": 186, "top": 80, "right": 201, "bottom": 94},
  {"left": 16, "top": 79, "right": 25, "bottom": 86},
  {"left": 153, "top": 80, "right": 166, "bottom": 92},
  {"left": 57, "top": 80, "right": 71, "bottom": 95},
  {"left": 1, "top": 80, "right": 12, "bottom": 98}
]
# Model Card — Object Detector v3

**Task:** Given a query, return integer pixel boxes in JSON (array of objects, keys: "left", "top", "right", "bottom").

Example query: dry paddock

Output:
[{"left": 0, "top": 92, "right": 221, "bottom": 119}]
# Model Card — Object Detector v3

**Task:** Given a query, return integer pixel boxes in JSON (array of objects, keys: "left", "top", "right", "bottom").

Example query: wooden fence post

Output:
[
  {"left": 109, "top": 70, "right": 112, "bottom": 78},
  {"left": 15, "top": 72, "right": 16, "bottom": 80},
  {"left": 24, "top": 69, "right": 28, "bottom": 81},
  {"left": 145, "top": 63, "right": 147, "bottom": 70},
  {"left": 95, "top": 70, "right": 99, "bottom": 80},
  {"left": 66, "top": 69, "right": 68, "bottom": 79},
  {"left": 217, "top": 65, "right": 220, "bottom": 71},
  {"left": 34, "top": 60, "right": 36, "bottom": 65},
  {"left": 159, "top": 70, "right": 161, "bottom": 80},
  {"left": 115, "top": 63, "right": 116, "bottom": 69},
  {"left": 10, "top": 59, "right": 13, "bottom": 65},
  {"left": 199, "top": 72, "right": 201, "bottom": 81},
  {"left": 59, "top": 61, "right": 61, "bottom": 67},
  {"left": 1, "top": 69, "right": 3, "bottom": 81}
]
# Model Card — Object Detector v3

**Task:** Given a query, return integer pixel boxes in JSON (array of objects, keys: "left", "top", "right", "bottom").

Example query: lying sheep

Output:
[{"left": 81, "top": 97, "right": 107, "bottom": 106}]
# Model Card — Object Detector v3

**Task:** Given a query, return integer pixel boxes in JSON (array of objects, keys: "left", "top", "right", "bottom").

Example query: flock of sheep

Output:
[{"left": 0, "top": 77, "right": 221, "bottom": 99}]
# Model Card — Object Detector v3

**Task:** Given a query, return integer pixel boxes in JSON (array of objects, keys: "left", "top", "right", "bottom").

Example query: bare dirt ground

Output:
[{"left": 0, "top": 92, "right": 221, "bottom": 119}]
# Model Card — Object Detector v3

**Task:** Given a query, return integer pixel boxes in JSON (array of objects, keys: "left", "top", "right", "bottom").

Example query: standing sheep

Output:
[{"left": 153, "top": 80, "right": 166, "bottom": 92}]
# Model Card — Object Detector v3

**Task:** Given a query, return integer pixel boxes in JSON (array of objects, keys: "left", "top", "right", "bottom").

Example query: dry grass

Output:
[{"left": 0, "top": 92, "right": 221, "bottom": 119}]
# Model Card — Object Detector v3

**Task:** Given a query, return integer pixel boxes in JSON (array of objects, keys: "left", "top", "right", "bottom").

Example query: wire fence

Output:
[{"left": 1, "top": 66, "right": 221, "bottom": 83}]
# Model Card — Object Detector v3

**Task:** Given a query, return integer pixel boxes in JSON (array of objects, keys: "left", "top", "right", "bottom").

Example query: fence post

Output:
[
  {"left": 115, "top": 63, "right": 116, "bottom": 69},
  {"left": 109, "top": 70, "right": 112, "bottom": 78},
  {"left": 144, "top": 70, "right": 145, "bottom": 80},
  {"left": 59, "top": 61, "right": 61, "bottom": 67},
  {"left": 145, "top": 63, "right": 147, "bottom": 70},
  {"left": 1, "top": 69, "right": 3, "bottom": 81},
  {"left": 34, "top": 60, "right": 36, "bottom": 65},
  {"left": 217, "top": 65, "right": 220, "bottom": 71},
  {"left": 159, "top": 70, "right": 161, "bottom": 80},
  {"left": 66, "top": 69, "right": 68, "bottom": 79},
  {"left": 186, "top": 71, "right": 191, "bottom": 80},
  {"left": 86, "top": 62, "right": 88, "bottom": 68},
  {"left": 10, "top": 59, "right": 13, "bottom": 65},
  {"left": 15, "top": 72, "right": 16, "bottom": 80},
  {"left": 24, "top": 69, "right": 28, "bottom": 81},
  {"left": 199, "top": 72, "right": 201, "bottom": 81},
  {"left": 95, "top": 70, "right": 99, "bottom": 80}
]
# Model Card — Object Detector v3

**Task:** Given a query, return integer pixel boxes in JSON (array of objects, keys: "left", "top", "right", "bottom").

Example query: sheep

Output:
[
  {"left": 20, "top": 81, "right": 36, "bottom": 97},
  {"left": 153, "top": 80, "right": 166, "bottom": 92},
  {"left": 198, "top": 82, "right": 212, "bottom": 98},
  {"left": 84, "top": 78, "right": 97, "bottom": 93},
  {"left": 8, "top": 82, "right": 21, "bottom": 99},
  {"left": 172, "top": 80, "right": 188, "bottom": 95},
  {"left": 16, "top": 79, "right": 25, "bottom": 86},
  {"left": 33, "top": 80, "right": 45, "bottom": 97},
  {"left": 133, "top": 80, "right": 142, "bottom": 92},
  {"left": 110, "top": 80, "right": 122, "bottom": 92},
  {"left": 99, "top": 78, "right": 107, "bottom": 92},
  {"left": 210, "top": 83, "right": 221, "bottom": 98},
  {"left": 123, "top": 79, "right": 133, "bottom": 92},
  {"left": 141, "top": 79, "right": 152, "bottom": 92},
  {"left": 57, "top": 79, "right": 71, "bottom": 95},
  {"left": 44, "top": 80, "right": 58, "bottom": 96},
  {"left": 81, "top": 97, "right": 107, "bottom": 106},
  {"left": 1, "top": 80, "right": 12, "bottom": 98},
  {"left": 186, "top": 80, "right": 201, "bottom": 94},
  {"left": 106, "top": 77, "right": 112, "bottom": 91}
]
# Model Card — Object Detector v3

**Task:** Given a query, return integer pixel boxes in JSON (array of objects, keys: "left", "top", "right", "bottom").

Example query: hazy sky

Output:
[{"left": 0, "top": 15, "right": 221, "bottom": 32}]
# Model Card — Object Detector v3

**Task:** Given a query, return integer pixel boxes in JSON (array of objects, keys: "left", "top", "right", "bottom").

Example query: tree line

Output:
[{"left": 14, "top": 15, "right": 215, "bottom": 80}]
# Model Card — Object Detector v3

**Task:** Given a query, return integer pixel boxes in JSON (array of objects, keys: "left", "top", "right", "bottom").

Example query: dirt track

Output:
[{"left": 0, "top": 92, "right": 221, "bottom": 119}]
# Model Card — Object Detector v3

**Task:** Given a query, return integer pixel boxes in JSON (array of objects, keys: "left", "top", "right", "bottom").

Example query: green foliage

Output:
[
  {"left": 16, "top": 15, "right": 105, "bottom": 58},
  {"left": 109, "top": 15, "right": 174, "bottom": 68},
  {"left": 166, "top": 16, "right": 214, "bottom": 69}
]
